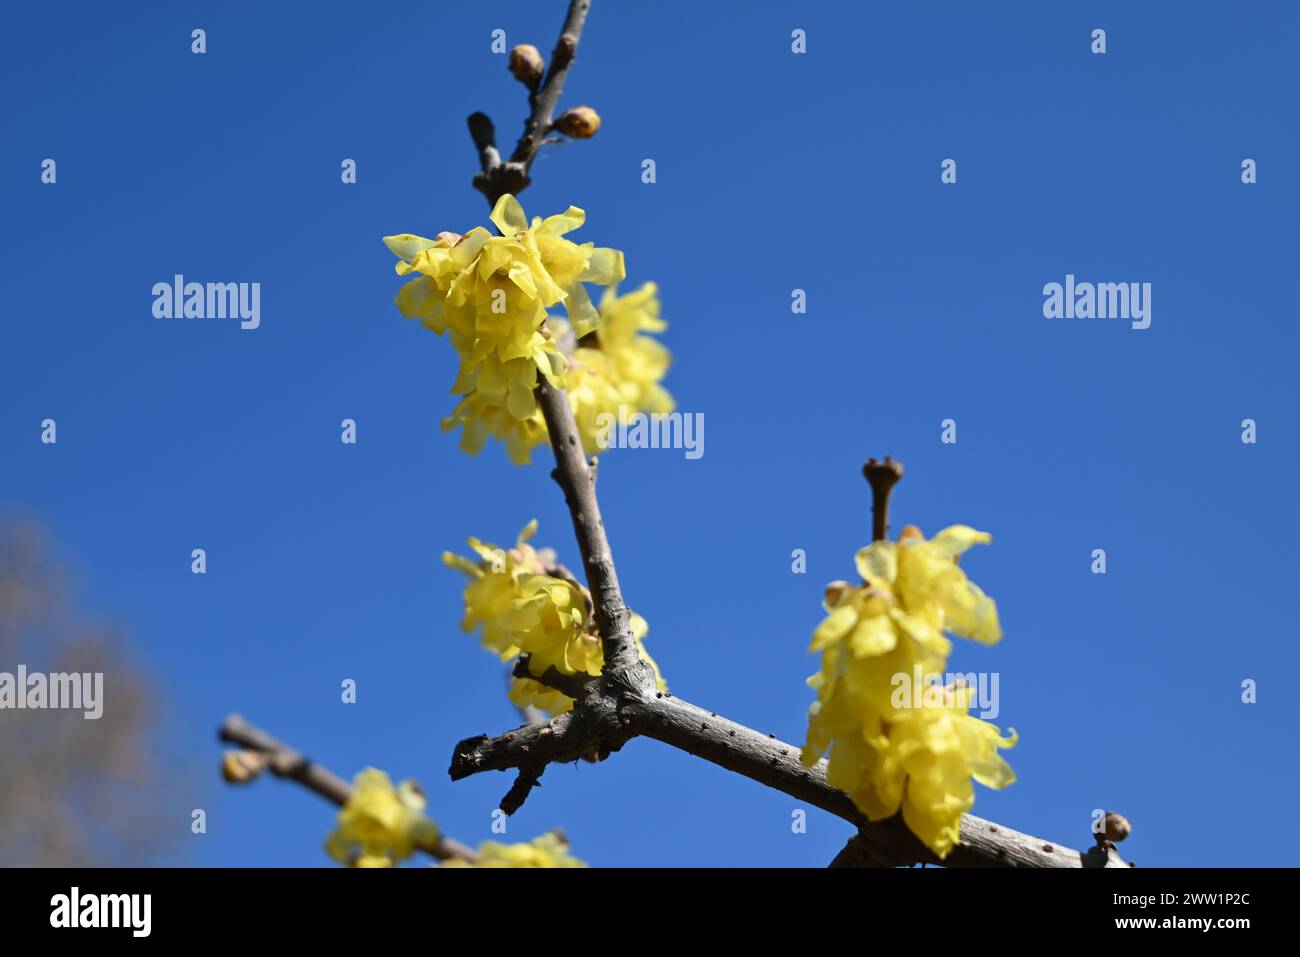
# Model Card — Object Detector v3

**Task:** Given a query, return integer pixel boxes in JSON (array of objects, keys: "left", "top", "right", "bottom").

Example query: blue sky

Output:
[{"left": 2, "top": 0, "right": 1297, "bottom": 867}]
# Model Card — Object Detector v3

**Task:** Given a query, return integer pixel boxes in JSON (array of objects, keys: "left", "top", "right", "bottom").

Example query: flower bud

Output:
[
  {"left": 553, "top": 106, "right": 601, "bottom": 139},
  {"left": 1102, "top": 812, "right": 1132, "bottom": 843},
  {"left": 898, "top": 524, "right": 924, "bottom": 543},
  {"left": 509, "top": 44, "right": 544, "bottom": 86},
  {"left": 824, "top": 580, "right": 853, "bottom": 607},
  {"left": 435, "top": 231, "right": 462, "bottom": 247},
  {"left": 222, "top": 749, "right": 269, "bottom": 784}
]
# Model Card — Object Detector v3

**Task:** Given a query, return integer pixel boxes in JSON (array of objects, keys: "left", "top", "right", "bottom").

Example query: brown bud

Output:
[
  {"left": 823, "top": 580, "right": 853, "bottom": 607},
  {"left": 1102, "top": 812, "right": 1132, "bottom": 843},
  {"left": 553, "top": 106, "right": 601, "bottom": 139},
  {"left": 222, "top": 749, "right": 269, "bottom": 784},
  {"left": 898, "top": 524, "right": 924, "bottom": 543},
  {"left": 509, "top": 44, "right": 544, "bottom": 87}
]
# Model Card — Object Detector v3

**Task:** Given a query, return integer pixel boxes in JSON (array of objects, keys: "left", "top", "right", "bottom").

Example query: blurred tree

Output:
[{"left": 0, "top": 518, "right": 177, "bottom": 866}]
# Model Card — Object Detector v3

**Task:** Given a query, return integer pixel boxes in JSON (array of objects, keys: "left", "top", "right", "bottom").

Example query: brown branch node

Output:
[{"left": 863, "top": 456, "right": 904, "bottom": 542}]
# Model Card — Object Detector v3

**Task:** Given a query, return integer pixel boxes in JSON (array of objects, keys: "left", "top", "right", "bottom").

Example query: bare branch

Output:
[
  {"left": 510, "top": 0, "right": 592, "bottom": 169},
  {"left": 863, "top": 457, "right": 904, "bottom": 543},
  {"left": 220, "top": 714, "right": 478, "bottom": 864},
  {"left": 450, "top": 711, "right": 620, "bottom": 785},
  {"left": 535, "top": 377, "right": 647, "bottom": 685},
  {"left": 219, "top": 713, "right": 351, "bottom": 804},
  {"left": 469, "top": 0, "right": 593, "bottom": 205},
  {"left": 447, "top": 691, "right": 1127, "bottom": 868},
  {"left": 500, "top": 765, "right": 546, "bottom": 816},
  {"left": 467, "top": 112, "right": 502, "bottom": 179},
  {"left": 512, "top": 655, "right": 598, "bottom": 700}
]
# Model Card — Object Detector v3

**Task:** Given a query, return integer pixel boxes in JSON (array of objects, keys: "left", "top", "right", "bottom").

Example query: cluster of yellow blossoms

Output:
[
  {"left": 550, "top": 281, "right": 674, "bottom": 457},
  {"left": 325, "top": 769, "right": 586, "bottom": 868},
  {"left": 442, "top": 831, "right": 586, "bottom": 869},
  {"left": 384, "top": 196, "right": 672, "bottom": 465},
  {"left": 442, "top": 520, "right": 666, "bottom": 715},
  {"left": 800, "top": 525, "right": 1017, "bottom": 859},
  {"left": 325, "top": 768, "right": 439, "bottom": 868}
]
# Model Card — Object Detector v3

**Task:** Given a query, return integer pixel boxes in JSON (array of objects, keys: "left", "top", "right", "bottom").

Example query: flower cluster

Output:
[
  {"left": 800, "top": 525, "right": 1016, "bottom": 859},
  {"left": 385, "top": 198, "right": 673, "bottom": 465},
  {"left": 324, "top": 768, "right": 438, "bottom": 868},
  {"left": 443, "top": 521, "right": 666, "bottom": 714},
  {"left": 559, "top": 282, "right": 675, "bottom": 457},
  {"left": 441, "top": 831, "right": 587, "bottom": 868},
  {"left": 323, "top": 769, "right": 583, "bottom": 869},
  {"left": 439, "top": 282, "right": 672, "bottom": 465}
]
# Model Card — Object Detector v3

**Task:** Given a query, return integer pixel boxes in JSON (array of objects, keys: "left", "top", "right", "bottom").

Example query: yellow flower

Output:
[
  {"left": 383, "top": 196, "right": 626, "bottom": 464},
  {"left": 444, "top": 523, "right": 667, "bottom": 715},
  {"left": 857, "top": 525, "right": 1002, "bottom": 644},
  {"left": 441, "top": 520, "right": 567, "bottom": 659},
  {"left": 442, "top": 831, "right": 587, "bottom": 868},
  {"left": 507, "top": 611, "right": 667, "bottom": 715},
  {"left": 441, "top": 390, "right": 549, "bottom": 466},
  {"left": 553, "top": 282, "right": 675, "bottom": 456},
  {"left": 439, "top": 283, "right": 673, "bottom": 465},
  {"left": 801, "top": 526, "right": 1014, "bottom": 859},
  {"left": 384, "top": 194, "right": 624, "bottom": 359},
  {"left": 325, "top": 768, "right": 438, "bottom": 868}
]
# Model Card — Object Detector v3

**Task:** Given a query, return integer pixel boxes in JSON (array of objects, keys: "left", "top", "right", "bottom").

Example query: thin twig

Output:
[
  {"left": 468, "top": 112, "right": 501, "bottom": 176},
  {"left": 219, "top": 714, "right": 478, "bottom": 864},
  {"left": 535, "top": 377, "right": 644, "bottom": 682},
  {"left": 510, "top": 0, "right": 592, "bottom": 168},
  {"left": 471, "top": 0, "right": 592, "bottom": 205},
  {"left": 863, "top": 457, "right": 904, "bottom": 542}
]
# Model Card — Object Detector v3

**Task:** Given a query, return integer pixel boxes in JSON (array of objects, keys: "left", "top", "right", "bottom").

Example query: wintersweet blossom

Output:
[
  {"left": 383, "top": 204, "right": 680, "bottom": 466},
  {"left": 561, "top": 282, "right": 675, "bottom": 455},
  {"left": 441, "top": 831, "right": 586, "bottom": 868},
  {"left": 443, "top": 521, "right": 666, "bottom": 714},
  {"left": 801, "top": 525, "right": 1015, "bottom": 858},
  {"left": 324, "top": 768, "right": 438, "bottom": 868},
  {"left": 383, "top": 195, "right": 623, "bottom": 430}
]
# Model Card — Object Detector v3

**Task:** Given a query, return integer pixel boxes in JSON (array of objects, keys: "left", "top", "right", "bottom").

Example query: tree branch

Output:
[
  {"left": 470, "top": 0, "right": 593, "bottom": 205},
  {"left": 469, "top": 0, "right": 644, "bottom": 686},
  {"left": 535, "top": 378, "right": 645, "bottom": 683},
  {"left": 447, "top": 686, "right": 1127, "bottom": 868},
  {"left": 510, "top": 0, "right": 592, "bottom": 168},
  {"left": 219, "top": 714, "right": 478, "bottom": 864},
  {"left": 512, "top": 655, "right": 599, "bottom": 700},
  {"left": 863, "top": 457, "right": 904, "bottom": 543}
]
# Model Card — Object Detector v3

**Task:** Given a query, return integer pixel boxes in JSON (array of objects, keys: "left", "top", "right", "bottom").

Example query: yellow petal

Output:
[
  {"left": 490, "top": 194, "right": 529, "bottom": 235},
  {"left": 854, "top": 541, "right": 897, "bottom": 588},
  {"left": 538, "top": 206, "right": 586, "bottom": 237},
  {"left": 383, "top": 234, "right": 440, "bottom": 262},
  {"left": 811, "top": 604, "right": 857, "bottom": 651},
  {"left": 929, "top": 525, "right": 992, "bottom": 558},
  {"left": 580, "top": 247, "right": 626, "bottom": 285},
  {"left": 847, "top": 614, "right": 897, "bottom": 658},
  {"left": 564, "top": 281, "right": 600, "bottom": 337}
]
